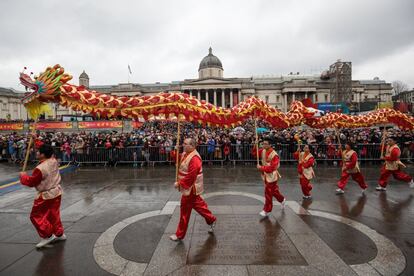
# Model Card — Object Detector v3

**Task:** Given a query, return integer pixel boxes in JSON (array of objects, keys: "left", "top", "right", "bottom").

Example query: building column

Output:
[
  {"left": 238, "top": 89, "right": 242, "bottom": 104},
  {"left": 292, "top": 93, "right": 295, "bottom": 102},
  {"left": 213, "top": 90, "right": 217, "bottom": 106},
  {"left": 284, "top": 94, "right": 288, "bottom": 112},
  {"left": 230, "top": 89, "right": 233, "bottom": 107},
  {"left": 222, "top": 90, "right": 225, "bottom": 108},
  {"left": 305, "top": 92, "right": 308, "bottom": 99},
  {"left": 197, "top": 90, "right": 201, "bottom": 101},
  {"left": 17, "top": 102, "right": 21, "bottom": 120}
]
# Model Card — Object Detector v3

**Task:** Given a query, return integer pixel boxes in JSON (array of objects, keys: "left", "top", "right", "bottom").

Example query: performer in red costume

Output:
[
  {"left": 377, "top": 137, "right": 414, "bottom": 191},
  {"left": 170, "top": 138, "right": 216, "bottom": 241},
  {"left": 256, "top": 138, "right": 286, "bottom": 217},
  {"left": 19, "top": 144, "right": 66, "bottom": 248},
  {"left": 293, "top": 144, "right": 315, "bottom": 199},
  {"left": 336, "top": 142, "right": 368, "bottom": 195}
]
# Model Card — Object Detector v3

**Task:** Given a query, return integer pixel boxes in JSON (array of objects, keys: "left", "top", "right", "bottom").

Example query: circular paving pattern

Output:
[{"left": 93, "top": 191, "right": 406, "bottom": 276}]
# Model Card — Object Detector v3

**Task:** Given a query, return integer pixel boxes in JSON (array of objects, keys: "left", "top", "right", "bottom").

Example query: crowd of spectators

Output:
[{"left": 0, "top": 120, "right": 413, "bottom": 165}]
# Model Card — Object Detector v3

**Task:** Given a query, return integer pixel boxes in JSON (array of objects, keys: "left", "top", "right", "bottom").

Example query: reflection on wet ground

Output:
[{"left": 0, "top": 164, "right": 413, "bottom": 275}]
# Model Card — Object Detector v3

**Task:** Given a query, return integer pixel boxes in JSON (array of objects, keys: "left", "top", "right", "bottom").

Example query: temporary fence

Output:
[{"left": 3, "top": 143, "right": 412, "bottom": 166}]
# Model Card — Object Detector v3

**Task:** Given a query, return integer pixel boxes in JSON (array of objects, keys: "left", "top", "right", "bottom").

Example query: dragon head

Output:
[{"left": 20, "top": 64, "right": 72, "bottom": 105}]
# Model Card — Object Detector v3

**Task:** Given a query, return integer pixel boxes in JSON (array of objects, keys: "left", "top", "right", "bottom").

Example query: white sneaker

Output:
[
  {"left": 376, "top": 186, "right": 387, "bottom": 192},
  {"left": 361, "top": 188, "right": 367, "bottom": 194},
  {"left": 335, "top": 188, "right": 344, "bottom": 195},
  {"left": 36, "top": 235, "right": 56, "bottom": 248},
  {"left": 302, "top": 195, "right": 312, "bottom": 200},
  {"left": 208, "top": 221, "right": 216, "bottom": 233},
  {"left": 281, "top": 199, "right": 286, "bottom": 209},
  {"left": 55, "top": 234, "right": 67, "bottom": 241},
  {"left": 409, "top": 180, "right": 414, "bottom": 189},
  {"left": 259, "top": 210, "right": 269, "bottom": 217},
  {"left": 169, "top": 234, "right": 181, "bottom": 241}
]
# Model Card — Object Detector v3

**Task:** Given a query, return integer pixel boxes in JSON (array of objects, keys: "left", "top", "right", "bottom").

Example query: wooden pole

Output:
[
  {"left": 254, "top": 116, "right": 259, "bottom": 165},
  {"left": 175, "top": 116, "right": 181, "bottom": 183},
  {"left": 335, "top": 127, "right": 344, "bottom": 164},
  {"left": 296, "top": 133, "right": 302, "bottom": 163},
  {"left": 22, "top": 119, "right": 37, "bottom": 172},
  {"left": 380, "top": 127, "right": 387, "bottom": 158}
]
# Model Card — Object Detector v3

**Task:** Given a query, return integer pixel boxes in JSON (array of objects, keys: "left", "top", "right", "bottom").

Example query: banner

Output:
[
  {"left": 317, "top": 103, "right": 350, "bottom": 114},
  {"left": 0, "top": 123, "right": 24, "bottom": 131},
  {"left": 78, "top": 121, "right": 123, "bottom": 129},
  {"left": 31, "top": 122, "right": 73, "bottom": 130}
]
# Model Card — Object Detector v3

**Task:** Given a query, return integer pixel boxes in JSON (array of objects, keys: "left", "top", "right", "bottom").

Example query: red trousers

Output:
[
  {"left": 176, "top": 193, "right": 216, "bottom": 239},
  {"left": 379, "top": 166, "right": 412, "bottom": 187},
  {"left": 337, "top": 171, "right": 367, "bottom": 190},
  {"left": 263, "top": 182, "right": 285, "bottom": 212},
  {"left": 30, "top": 195, "right": 64, "bottom": 239},
  {"left": 299, "top": 176, "right": 312, "bottom": 196}
]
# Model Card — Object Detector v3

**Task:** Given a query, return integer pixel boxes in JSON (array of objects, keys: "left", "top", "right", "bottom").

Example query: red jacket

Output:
[
  {"left": 384, "top": 147, "right": 400, "bottom": 161},
  {"left": 346, "top": 151, "right": 358, "bottom": 170},
  {"left": 20, "top": 168, "right": 43, "bottom": 187},
  {"left": 34, "top": 139, "right": 44, "bottom": 149},
  {"left": 293, "top": 151, "right": 315, "bottom": 174},
  {"left": 179, "top": 153, "right": 202, "bottom": 190},
  {"left": 339, "top": 150, "right": 358, "bottom": 170},
  {"left": 257, "top": 148, "right": 279, "bottom": 173}
]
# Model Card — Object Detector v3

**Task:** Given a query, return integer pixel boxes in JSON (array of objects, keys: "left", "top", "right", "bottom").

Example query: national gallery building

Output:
[{"left": 0, "top": 47, "right": 392, "bottom": 120}]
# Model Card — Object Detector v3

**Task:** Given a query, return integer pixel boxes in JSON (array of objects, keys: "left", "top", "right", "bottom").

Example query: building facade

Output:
[
  {"left": 0, "top": 87, "right": 27, "bottom": 120},
  {"left": 393, "top": 89, "right": 414, "bottom": 104},
  {"left": 86, "top": 48, "right": 393, "bottom": 113},
  {"left": 0, "top": 47, "right": 394, "bottom": 120}
]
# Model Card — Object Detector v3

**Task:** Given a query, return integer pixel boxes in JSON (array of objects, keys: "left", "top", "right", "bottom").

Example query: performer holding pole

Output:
[
  {"left": 377, "top": 136, "right": 414, "bottom": 191},
  {"left": 256, "top": 137, "right": 286, "bottom": 217},
  {"left": 19, "top": 144, "right": 66, "bottom": 248},
  {"left": 170, "top": 138, "right": 216, "bottom": 241},
  {"left": 335, "top": 141, "right": 368, "bottom": 195},
  {"left": 293, "top": 137, "right": 315, "bottom": 199}
]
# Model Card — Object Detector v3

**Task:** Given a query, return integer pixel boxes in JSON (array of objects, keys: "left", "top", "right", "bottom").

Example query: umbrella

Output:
[
  {"left": 256, "top": 127, "right": 269, "bottom": 134},
  {"left": 232, "top": 126, "right": 246, "bottom": 133}
]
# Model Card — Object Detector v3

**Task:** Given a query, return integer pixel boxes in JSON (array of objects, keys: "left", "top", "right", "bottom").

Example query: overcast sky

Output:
[{"left": 1, "top": 0, "right": 413, "bottom": 91}]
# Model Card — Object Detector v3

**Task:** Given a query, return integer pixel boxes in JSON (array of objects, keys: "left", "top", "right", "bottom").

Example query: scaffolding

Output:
[{"left": 329, "top": 60, "right": 352, "bottom": 104}]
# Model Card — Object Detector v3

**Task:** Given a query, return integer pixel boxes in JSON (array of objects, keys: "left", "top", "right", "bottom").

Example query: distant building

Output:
[
  {"left": 0, "top": 87, "right": 27, "bottom": 120},
  {"left": 393, "top": 89, "right": 414, "bottom": 104},
  {"left": 0, "top": 47, "right": 394, "bottom": 120},
  {"left": 85, "top": 48, "right": 393, "bottom": 112}
]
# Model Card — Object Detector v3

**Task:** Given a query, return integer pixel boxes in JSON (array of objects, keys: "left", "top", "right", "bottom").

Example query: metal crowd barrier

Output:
[{"left": 3, "top": 143, "right": 411, "bottom": 166}]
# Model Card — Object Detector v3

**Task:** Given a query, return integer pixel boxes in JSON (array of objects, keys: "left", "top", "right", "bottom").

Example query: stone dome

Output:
[
  {"left": 79, "top": 70, "right": 89, "bottom": 79},
  {"left": 198, "top": 47, "right": 223, "bottom": 71}
]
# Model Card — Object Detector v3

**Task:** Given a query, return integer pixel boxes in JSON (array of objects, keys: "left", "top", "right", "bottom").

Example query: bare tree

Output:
[{"left": 392, "top": 80, "right": 409, "bottom": 95}]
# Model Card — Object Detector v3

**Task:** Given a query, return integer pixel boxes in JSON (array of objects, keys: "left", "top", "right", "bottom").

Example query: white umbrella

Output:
[{"left": 232, "top": 126, "right": 246, "bottom": 133}]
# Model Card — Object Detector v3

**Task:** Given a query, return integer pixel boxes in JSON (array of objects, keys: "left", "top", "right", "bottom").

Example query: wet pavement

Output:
[
  {"left": 0, "top": 162, "right": 36, "bottom": 183},
  {"left": 0, "top": 162, "right": 23, "bottom": 183},
  {"left": 0, "top": 163, "right": 413, "bottom": 275}
]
